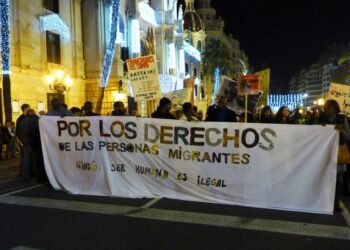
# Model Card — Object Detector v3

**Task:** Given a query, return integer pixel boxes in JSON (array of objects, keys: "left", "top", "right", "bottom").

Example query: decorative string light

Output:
[
  {"left": 0, "top": 0, "right": 10, "bottom": 74},
  {"left": 268, "top": 94, "right": 306, "bottom": 112},
  {"left": 39, "top": 13, "right": 70, "bottom": 40},
  {"left": 184, "top": 41, "right": 201, "bottom": 62},
  {"left": 100, "top": 0, "right": 120, "bottom": 88}
]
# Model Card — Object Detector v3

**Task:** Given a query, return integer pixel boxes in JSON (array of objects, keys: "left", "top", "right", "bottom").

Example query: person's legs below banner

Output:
[
  {"left": 19, "top": 145, "right": 34, "bottom": 181},
  {"left": 343, "top": 164, "right": 350, "bottom": 196}
]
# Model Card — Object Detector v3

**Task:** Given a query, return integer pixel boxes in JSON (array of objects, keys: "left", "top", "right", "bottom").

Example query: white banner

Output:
[
  {"left": 127, "top": 55, "right": 162, "bottom": 101},
  {"left": 39, "top": 116, "right": 339, "bottom": 214}
]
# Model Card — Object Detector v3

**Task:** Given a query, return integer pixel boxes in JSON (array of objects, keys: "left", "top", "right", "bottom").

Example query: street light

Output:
[
  {"left": 317, "top": 98, "right": 325, "bottom": 106},
  {"left": 46, "top": 69, "right": 73, "bottom": 95}
]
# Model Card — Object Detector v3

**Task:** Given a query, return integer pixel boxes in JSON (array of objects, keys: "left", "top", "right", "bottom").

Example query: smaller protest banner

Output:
[
  {"left": 326, "top": 83, "right": 350, "bottom": 114},
  {"left": 217, "top": 76, "right": 263, "bottom": 114},
  {"left": 127, "top": 55, "right": 162, "bottom": 101},
  {"left": 164, "top": 88, "right": 192, "bottom": 106},
  {"left": 238, "top": 74, "right": 260, "bottom": 96},
  {"left": 256, "top": 69, "right": 270, "bottom": 105}
]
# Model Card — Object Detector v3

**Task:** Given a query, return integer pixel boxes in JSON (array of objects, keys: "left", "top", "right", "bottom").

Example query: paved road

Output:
[{"left": 0, "top": 184, "right": 350, "bottom": 250}]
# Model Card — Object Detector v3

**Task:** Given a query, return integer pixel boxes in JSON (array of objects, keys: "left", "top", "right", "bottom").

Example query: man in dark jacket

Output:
[
  {"left": 17, "top": 110, "right": 46, "bottom": 182},
  {"left": 206, "top": 96, "right": 237, "bottom": 122},
  {"left": 151, "top": 97, "right": 176, "bottom": 119},
  {"left": 82, "top": 101, "right": 100, "bottom": 116}
]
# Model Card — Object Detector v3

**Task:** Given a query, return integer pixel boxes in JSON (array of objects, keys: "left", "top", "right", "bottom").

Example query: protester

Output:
[
  {"left": 291, "top": 108, "right": 306, "bottom": 124},
  {"left": 259, "top": 105, "right": 274, "bottom": 123},
  {"left": 111, "top": 101, "right": 126, "bottom": 116},
  {"left": 151, "top": 97, "right": 176, "bottom": 119},
  {"left": 172, "top": 105, "right": 183, "bottom": 120},
  {"left": 197, "top": 110, "right": 204, "bottom": 121},
  {"left": 16, "top": 104, "right": 30, "bottom": 136},
  {"left": 316, "top": 99, "right": 350, "bottom": 211},
  {"left": 130, "top": 109, "right": 141, "bottom": 117},
  {"left": 46, "top": 98, "right": 73, "bottom": 116},
  {"left": 180, "top": 102, "right": 198, "bottom": 121},
  {"left": 82, "top": 101, "right": 99, "bottom": 116},
  {"left": 274, "top": 106, "right": 292, "bottom": 124},
  {"left": 238, "top": 112, "right": 256, "bottom": 123},
  {"left": 17, "top": 109, "right": 46, "bottom": 182},
  {"left": 205, "top": 96, "right": 237, "bottom": 122},
  {"left": 70, "top": 107, "right": 81, "bottom": 116},
  {"left": 4, "top": 121, "right": 15, "bottom": 159}
]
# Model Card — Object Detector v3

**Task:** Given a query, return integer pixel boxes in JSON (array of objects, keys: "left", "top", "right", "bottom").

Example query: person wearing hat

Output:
[{"left": 151, "top": 97, "right": 176, "bottom": 119}]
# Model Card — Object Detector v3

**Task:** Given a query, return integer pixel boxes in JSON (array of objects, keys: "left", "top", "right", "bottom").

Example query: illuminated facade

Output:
[
  {"left": 1, "top": 0, "right": 205, "bottom": 120},
  {"left": 1, "top": 0, "right": 85, "bottom": 121}
]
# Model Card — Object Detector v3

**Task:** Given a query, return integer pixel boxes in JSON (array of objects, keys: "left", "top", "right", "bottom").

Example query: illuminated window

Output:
[
  {"left": 43, "top": 0, "right": 59, "bottom": 14},
  {"left": 46, "top": 31, "right": 61, "bottom": 64}
]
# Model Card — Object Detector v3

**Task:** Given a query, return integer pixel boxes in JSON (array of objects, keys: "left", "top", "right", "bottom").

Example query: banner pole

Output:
[{"left": 245, "top": 94, "right": 248, "bottom": 123}]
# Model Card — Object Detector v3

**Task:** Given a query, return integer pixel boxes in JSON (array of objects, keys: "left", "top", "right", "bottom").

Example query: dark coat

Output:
[
  {"left": 151, "top": 109, "right": 176, "bottom": 119},
  {"left": 206, "top": 106, "right": 237, "bottom": 122}
]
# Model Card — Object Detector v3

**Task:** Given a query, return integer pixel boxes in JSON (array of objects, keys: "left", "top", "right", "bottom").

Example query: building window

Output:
[
  {"left": 43, "top": 0, "right": 59, "bottom": 14},
  {"left": 197, "top": 41, "right": 202, "bottom": 52},
  {"left": 46, "top": 31, "right": 61, "bottom": 64},
  {"left": 185, "top": 63, "right": 189, "bottom": 74}
]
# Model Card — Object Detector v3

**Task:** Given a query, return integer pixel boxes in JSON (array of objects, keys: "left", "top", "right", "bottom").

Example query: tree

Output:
[
  {"left": 202, "top": 39, "right": 234, "bottom": 105},
  {"left": 318, "top": 43, "right": 347, "bottom": 65}
]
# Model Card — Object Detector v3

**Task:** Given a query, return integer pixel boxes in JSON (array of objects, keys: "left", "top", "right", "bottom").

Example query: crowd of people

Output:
[{"left": 12, "top": 96, "right": 350, "bottom": 211}]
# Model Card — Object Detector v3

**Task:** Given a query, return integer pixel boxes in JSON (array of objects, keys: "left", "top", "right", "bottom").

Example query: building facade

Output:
[
  {"left": 1, "top": 0, "right": 85, "bottom": 122},
  {"left": 2, "top": 0, "right": 203, "bottom": 120}
]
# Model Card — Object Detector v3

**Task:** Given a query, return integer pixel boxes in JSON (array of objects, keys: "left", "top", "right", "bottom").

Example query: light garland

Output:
[
  {"left": 39, "top": 13, "right": 70, "bottom": 40},
  {"left": 213, "top": 67, "right": 220, "bottom": 97},
  {"left": 184, "top": 41, "right": 201, "bottom": 62},
  {"left": 100, "top": 0, "right": 120, "bottom": 88},
  {"left": 0, "top": 0, "right": 10, "bottom": 74},
  {"left": 268, "top": 94, "right": 306, "bottom": 112}
]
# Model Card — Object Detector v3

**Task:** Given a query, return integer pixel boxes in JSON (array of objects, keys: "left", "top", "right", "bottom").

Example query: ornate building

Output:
[
  {"left": 182, "top": 0, "right": 206, "bottom": 111},
  {"left": 1, "top": 0, "right": 206, "bottom": 120},
  {"left": 2, "top": 0, "right": 85, "bottom": 121},
  {"left": 196, "top": 0, "right": 248, "bottom": 79}
]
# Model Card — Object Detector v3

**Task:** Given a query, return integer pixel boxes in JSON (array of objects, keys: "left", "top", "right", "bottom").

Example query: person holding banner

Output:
[
  {"left": 111, "top": 101, "right": 126, "bottom": 116},
  {"left": 46, "top": 99, "right": 73, "bottom": 117},
  {"left": 259, "top": 106, "right": 274, "bottom": 123},
  {"left": 206, "top": 96, "right": 237, "bottom": 122},
  {"left": 274, "top": 106, "right": 292, "bottom": 124},
  {"left": 151, "top": 97, "right": 176, "bottom": 120},
  {"left": 180, "top": 102, "right": 198, "bottom": 122},
  {"left": 82, "top": 101, "right": 100, "bottom": 116},
  {"left": 317, "top": 99, "right": 350, "bottom": 211}
]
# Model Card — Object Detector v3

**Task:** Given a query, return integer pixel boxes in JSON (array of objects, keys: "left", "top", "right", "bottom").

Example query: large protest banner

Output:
[
  {"left": 327, "top": 83, "right": 350, "bottom": 114},
  {"left": 126, "top": 55, "right": 162, "bottom": 101},
  {"left": 40, "top": 116, "right": 338, "bottom": 214}
]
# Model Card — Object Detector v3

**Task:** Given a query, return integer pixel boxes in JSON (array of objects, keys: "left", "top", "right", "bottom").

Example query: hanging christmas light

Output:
[
  {"left": 100, "top": 0, "right": 121, "bottom": 88},
  {"left": 0, "top": 0, "right": 10, "bottom": 74}
]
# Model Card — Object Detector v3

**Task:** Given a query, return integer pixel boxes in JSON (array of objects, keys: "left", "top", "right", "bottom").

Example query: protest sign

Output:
[
  {"left": 256, "top": 69, "right": 270, "bottom": 106},
  {"left": 327, "top": 83, "right": 350, "bottom": 114},
  {"left": 238, "top": 74, "right": 260, "bottom": 96},
  {"left": 217, "top": 76, "right": 263, "bottom": 114},
  {"left": 127, "top": 55, "right": 162, "bottom": 101},
  {"left": 164, "top": 88, "right": 192, "bottom": 106}
]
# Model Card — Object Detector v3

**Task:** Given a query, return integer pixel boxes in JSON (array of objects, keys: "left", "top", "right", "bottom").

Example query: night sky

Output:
[{"left": 188, "top": 0, "right": 350, "bottom": 92}]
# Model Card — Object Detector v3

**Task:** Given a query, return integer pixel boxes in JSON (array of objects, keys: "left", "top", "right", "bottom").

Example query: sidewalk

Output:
[{"left": 0, "top": 156, "right": 23, "bottom": 194}]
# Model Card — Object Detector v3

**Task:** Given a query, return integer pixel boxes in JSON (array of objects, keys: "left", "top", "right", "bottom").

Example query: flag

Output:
[{"left": 255, "top": 69, "right": 270, "bottom": 105}]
